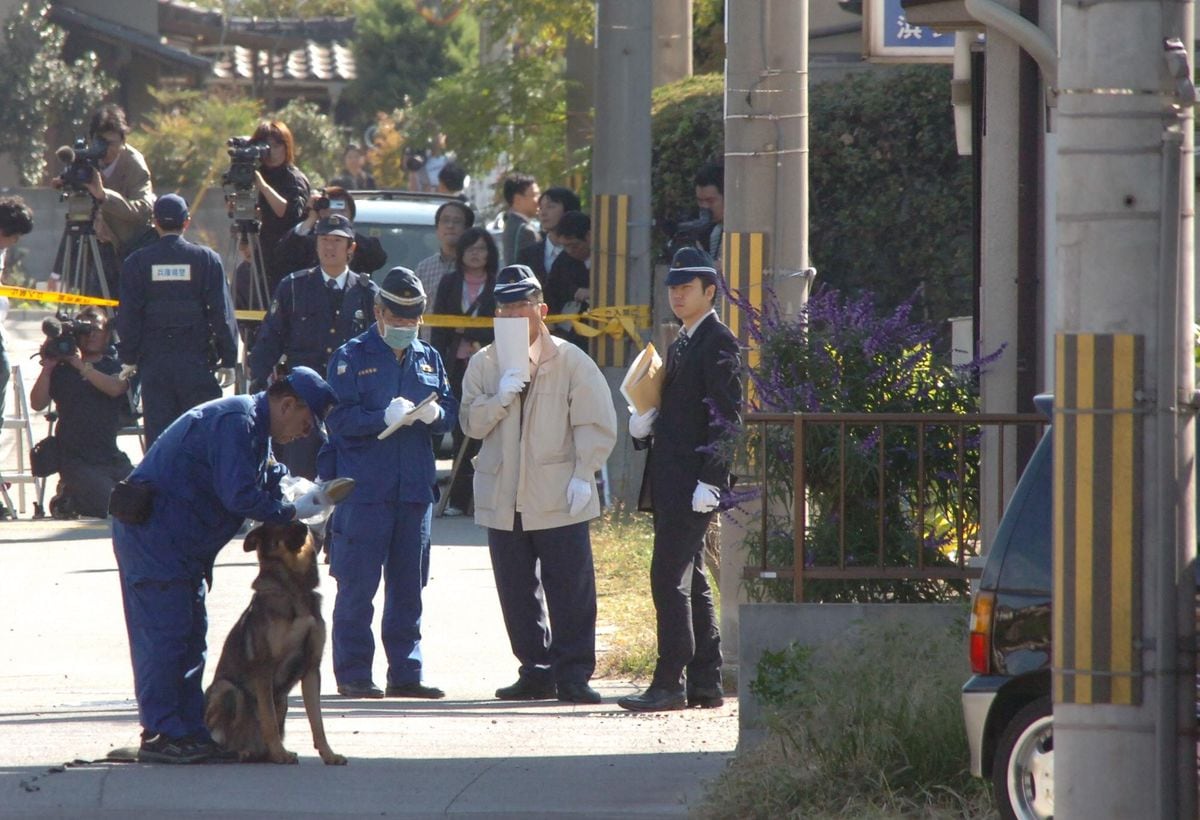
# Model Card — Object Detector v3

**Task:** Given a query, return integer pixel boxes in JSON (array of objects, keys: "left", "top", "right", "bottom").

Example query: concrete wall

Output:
[{"left": 737, "top": 602, "right": 967, "bottom": 748}]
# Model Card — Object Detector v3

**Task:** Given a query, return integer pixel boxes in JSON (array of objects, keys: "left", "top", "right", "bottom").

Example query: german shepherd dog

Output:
[{"left": 204, "top": 521, "right": 346, "bottom": 765}]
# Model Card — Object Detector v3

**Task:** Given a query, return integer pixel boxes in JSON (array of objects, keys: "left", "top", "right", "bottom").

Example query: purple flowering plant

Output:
[{"left": 724, "top": 284, "right": 1004, "bottom": 603}]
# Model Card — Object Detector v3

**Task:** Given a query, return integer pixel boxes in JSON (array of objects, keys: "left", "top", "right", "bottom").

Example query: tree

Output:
[
  {"left": 341, "top": 0, "right": 474, "bottom": 128},
  {"left": 0, "top": 1, "right": 114, "bottom": 184}
]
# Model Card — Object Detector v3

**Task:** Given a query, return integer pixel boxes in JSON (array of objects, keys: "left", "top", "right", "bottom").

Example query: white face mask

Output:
[{"left": 381, "top": 323, "right": 418, "bottom": 351}]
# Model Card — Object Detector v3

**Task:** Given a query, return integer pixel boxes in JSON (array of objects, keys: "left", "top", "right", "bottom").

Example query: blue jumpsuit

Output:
[
  {"left": 248, "top": 267, "right": 375, "bottom": 478},
  {"left": 118, "top": 234, "right": 239, "bottom": 448},
  {"left": 323, "top": 327, "right": 457, "bottom": 688},
  {"left": 111, "top": 393, "right": 294, "bottom": 741}
]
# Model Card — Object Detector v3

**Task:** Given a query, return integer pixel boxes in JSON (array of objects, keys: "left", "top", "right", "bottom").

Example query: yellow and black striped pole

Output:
[
  {"left": 721, "top": 231, "right": 767, "bottom": 380},
  {"left": 592, "top": 193, "right": 631, "bottom": 367},
  {"left": 1053, "top": 332, "right": 1144, "bottom": 705}
]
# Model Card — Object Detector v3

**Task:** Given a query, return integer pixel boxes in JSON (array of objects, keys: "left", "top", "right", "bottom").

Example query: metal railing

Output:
[{"left": 739, "top": 411, "right": 1046, "bottom": 601}]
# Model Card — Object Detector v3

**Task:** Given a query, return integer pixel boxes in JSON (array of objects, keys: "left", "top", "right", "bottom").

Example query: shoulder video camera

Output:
[
  {"left": 222, "top": 136, "right": 271, "bottom": 191},
  {"left": 39, "top": 314, "right": 100, "bottom": 361},
  {"left": 661, "top": 208, "right": 714, "bottom": 260}
]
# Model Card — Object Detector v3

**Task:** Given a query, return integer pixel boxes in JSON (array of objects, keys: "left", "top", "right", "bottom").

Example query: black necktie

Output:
[
  {"left": 669, "top": 328, "right": 689, "bottom": 374},
  {"left": 327, "top": 278, "right": 343, "bottom": 313}
]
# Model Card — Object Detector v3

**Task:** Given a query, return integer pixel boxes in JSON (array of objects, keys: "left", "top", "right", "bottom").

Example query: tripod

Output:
[
  {"left": 228, "top": 214, "right": 271, "bottom": 394},
  {"left": 56, "top": 192, "right": 112, "bottom": 299}
]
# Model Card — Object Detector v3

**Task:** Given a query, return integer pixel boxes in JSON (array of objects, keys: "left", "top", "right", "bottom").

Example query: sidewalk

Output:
[{"left": 0, "top": 419, "right": 736, "bottom": 816}]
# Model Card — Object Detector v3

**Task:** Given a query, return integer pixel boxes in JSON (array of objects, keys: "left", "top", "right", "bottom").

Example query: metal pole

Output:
[{"left": 724, "top": 0, "right": 810, "bottom": 317}]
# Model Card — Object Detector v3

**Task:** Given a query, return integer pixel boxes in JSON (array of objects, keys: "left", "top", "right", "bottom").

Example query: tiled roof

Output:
[{"left": 210, "top": 41, "right": 355, "bottom": 83}]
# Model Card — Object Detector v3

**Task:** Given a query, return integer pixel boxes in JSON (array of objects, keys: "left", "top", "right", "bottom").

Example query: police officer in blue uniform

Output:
[
  {"left": 118, "top": 194, "right": 239, "bottom": 448},
  {"left": 110, "top": 367, "right": 338, "bottom": 763},
  {"left": 323, "top": 267, "right": 457, "bottom": 699},
  {"left": 249, "top": 213, "right": 375, "bottom": 480}
]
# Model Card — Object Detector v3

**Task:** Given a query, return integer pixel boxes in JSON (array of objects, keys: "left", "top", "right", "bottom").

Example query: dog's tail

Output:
[{"left": 204, "top": 679, "right": 246, "bottom": 746}]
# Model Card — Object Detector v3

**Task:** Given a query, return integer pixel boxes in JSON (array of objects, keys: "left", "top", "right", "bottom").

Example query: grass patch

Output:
[
  {"left": 697, "top": 621, "right": 993, "bottom": 819},
  {"left": 591, "top": 507, "right": 658, "bottom": 679}
]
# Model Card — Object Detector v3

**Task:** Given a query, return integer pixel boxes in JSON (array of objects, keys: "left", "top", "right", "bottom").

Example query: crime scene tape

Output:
[
  {"left": 235, "top": 304, "right": 651, "bottom": 345},
  {"left": 0, "top": 285, "right": 119, "bottom": 308}
]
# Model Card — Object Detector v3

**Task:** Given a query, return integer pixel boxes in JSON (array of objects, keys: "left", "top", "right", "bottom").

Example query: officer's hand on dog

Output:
[
  {"left": 691, "top": 481, "right": 721, "bottom": 514},
  {"left": 383, "top": 395, "right": 415, "bottom": 427},
  {"left": 496, "top": 368, "right": 528, "bottom": 407},
  {"left": 628, "top": 406, "right": 658, "bottom": 439},
  {"left": 565, "top": 477, "right": 592, "bottom": 515}
]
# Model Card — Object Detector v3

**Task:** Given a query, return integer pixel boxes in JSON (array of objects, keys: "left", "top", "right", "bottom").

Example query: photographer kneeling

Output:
[{"left": 30, "top": 308, "right": 133, "bottom": 519}]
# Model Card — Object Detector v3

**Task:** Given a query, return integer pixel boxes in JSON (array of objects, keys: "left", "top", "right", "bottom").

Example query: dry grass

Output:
[{"left": 591, "top": 507, "right": 659, "bottom": 679}]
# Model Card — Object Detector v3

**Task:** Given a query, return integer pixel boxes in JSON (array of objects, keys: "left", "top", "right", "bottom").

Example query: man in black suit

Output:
[
  {"left": 618, "top": 247, "right": 742, "bottom": 713},
  {"left": 516, "top": 186, "right": 581, "bottom": 278}
]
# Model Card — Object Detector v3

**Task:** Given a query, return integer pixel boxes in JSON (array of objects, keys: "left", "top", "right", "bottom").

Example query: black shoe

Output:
[
  {"left": 187, "top": 735, "right": 240, "bottom": 763},
  {"left": 385, "top": 682, "right": 445, "bottom": 699},
  {"left": 617, "top": 686, "right": 687, "bottom": 712},
  {"left": 495, "top": 676, "right": 556, "bottom": 701},
  {"left": 557, "top": 681, "right": 602, "bottom": 704},
  {"left": 138, "top": 734, "right": 211, "bottom": 764},
  {"left": 687, "top": 684, "right": 725, "bottom": 709},
  {"left": 337, "top": 680, "right": 385, "bottom": 699}
]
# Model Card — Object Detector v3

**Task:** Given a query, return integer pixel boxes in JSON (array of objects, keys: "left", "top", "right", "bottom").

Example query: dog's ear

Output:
[{"left": 243, "top": 527, "right": 261, "bottom": 553}]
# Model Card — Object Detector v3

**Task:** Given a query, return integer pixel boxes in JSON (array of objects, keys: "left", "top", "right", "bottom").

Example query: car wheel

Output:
[{"left": 993, "top": 696, "right": 1053, "bottom": 820}]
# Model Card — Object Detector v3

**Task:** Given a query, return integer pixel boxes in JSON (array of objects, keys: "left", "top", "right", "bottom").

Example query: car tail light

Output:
[{"left": 969, "top": 591, "right": 996, "bottom": 674}]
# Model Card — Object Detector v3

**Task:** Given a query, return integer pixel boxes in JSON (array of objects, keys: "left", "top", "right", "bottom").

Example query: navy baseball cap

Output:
[
  {"left": 153, "top": 194, "right": 189, "bottom": 229},
  {"left": 378, "top": 266, "right": 426, "bottom": 318},
  {"left": 494, "top": 264, "right": 542, "bottom": 303},
  {"left": 285, "top": 366, "right": 338, "bottom": 420},
  {"left": 665, "top": 246, "right": 719, "bottom": 287},
  {"left": 314, "top": 213, "right": 355, "bottom": 239}
]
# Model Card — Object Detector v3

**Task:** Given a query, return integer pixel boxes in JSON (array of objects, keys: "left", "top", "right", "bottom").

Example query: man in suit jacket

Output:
[
  {"left": 618, "top": 247, "right": 742, "bottom": 713},
  {"left": 515, "top": 186, "right": 581, "bottom": 278},
  {"left": 501, "top": 173, "right": 540, "bottom": 265}
]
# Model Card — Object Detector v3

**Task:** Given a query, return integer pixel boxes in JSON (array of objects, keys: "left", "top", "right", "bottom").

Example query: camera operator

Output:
[
  {"left": 30, "top": 308, "right": 133, "bottom": 519},
  {"left": 0, "top": 197, "right": 34, "bottom": 419},
  {"left": 693, "top": 161, "right": 725, "bottom": 267},
  {"left": 249, "top": 120, "right": 312, "bottom": 292},
  {"left": 274, "top": 186, "right": 387, "bottom": 276},
  {"left": 117, "top": 195, "right": 239, "bottom": 449},
  {"left": 50, "top": 105, "right": 156, "bottom": 294}
]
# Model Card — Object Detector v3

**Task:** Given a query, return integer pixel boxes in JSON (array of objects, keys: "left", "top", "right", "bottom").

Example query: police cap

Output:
[
  {"left": 378, "top": 266, "right": 425, "bottom": 318},
  {"left": 285, "top": 366, "right": 338, "bottom": 420},
  {"left": 494, "top": 264, "right": 542, "bottom": 303},
  {"left": 314, "top": 213, "right": 355, "bottom": 239},
  {"left": 665, "top": 246, "right": 719, "bottom": 287},
  {"left": 153, "top": 194, "right": 189, "bottom": 229}
]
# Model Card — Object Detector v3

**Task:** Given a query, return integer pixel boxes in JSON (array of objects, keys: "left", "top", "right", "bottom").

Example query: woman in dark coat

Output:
[
  {"left": 251, "top": 119, "right": 312, "bottom": 291},
  {"left": 431, "top": 227, "right": 499, "bottom": 515}
]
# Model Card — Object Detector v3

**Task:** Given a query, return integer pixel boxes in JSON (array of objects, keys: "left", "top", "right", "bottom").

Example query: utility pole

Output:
[
  {"left": 724, "top": 0, "right": 811, "bottom": 318},
  {"left": 591, "top": 0, "right": 653, "bottom": 504},
  {"left": 1053, "top": 1, "right": 1196, "bottom": 816},
  {"left": 564, "top": 33, "right": 595, "bottom": 181},
  {"left": 652, "top": 0, "right": 692, "bottom": 87}
]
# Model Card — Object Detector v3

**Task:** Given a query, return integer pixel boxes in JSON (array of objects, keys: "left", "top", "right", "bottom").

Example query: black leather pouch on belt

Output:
[{"left": 108, "top": 480, "right": 155, "bottom": 525}]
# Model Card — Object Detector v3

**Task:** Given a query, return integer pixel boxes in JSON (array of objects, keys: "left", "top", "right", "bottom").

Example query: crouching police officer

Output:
[
  {"left": 110, "top": 367, "right": 338, "bottom": 763},
  {"left": 323, "top": 267, "right": 456, "bottom": 699},
  {"left": 117, "top": 194, "right": 239, "bottom": 449},
  {"left": 249, "top": 213, "right": 375, "bottom": 480}
]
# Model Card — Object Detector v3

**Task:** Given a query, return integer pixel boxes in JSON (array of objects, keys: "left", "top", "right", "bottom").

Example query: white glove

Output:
[
  {"left": 292, "top": 489, "right": 331, "bottom": 521},
  {"left": 566, "top": 477, "right": 592, "bottom": 515},
  {"left": 383, "top": 395, "right": 415, "bottom": 427},
  {"left": 216, "top": 367, "right": 236, "bottom": 388},
  {"left": 496, "top": 368, "right": 528, "bottom": 407},
  {"left": 628, "top": 407, "right": 658, "bottom": 439},
  {"left": 412, "top": 398, "right": 442, "bottom": 426},
  {"left": 691, "top": 481, "right": 721, "bottom": 514}
]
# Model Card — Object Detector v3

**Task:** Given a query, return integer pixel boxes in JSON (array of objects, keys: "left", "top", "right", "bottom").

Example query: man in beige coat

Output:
[{"left": 461, "top": 264, "right": 616, "bottom": 704}]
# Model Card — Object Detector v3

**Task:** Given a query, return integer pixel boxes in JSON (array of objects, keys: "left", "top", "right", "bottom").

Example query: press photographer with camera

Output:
[
  {"left": 117, "top": 195, "right": 239, "bottom": 449},
  {"left": 274, "top": 186, "right": 387, "bottom": 276},
  {"left": 692, "top": 161, "right": 725, "bottom": 265},
  {"left": 30, "top": 308, "right": 132, "bottom": 519},
  {"left": 249, "top": 120, "right": 311, "bottom": 291},
  {"left": 50, "top": 105, "right": 156, "bottom": 294}
]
